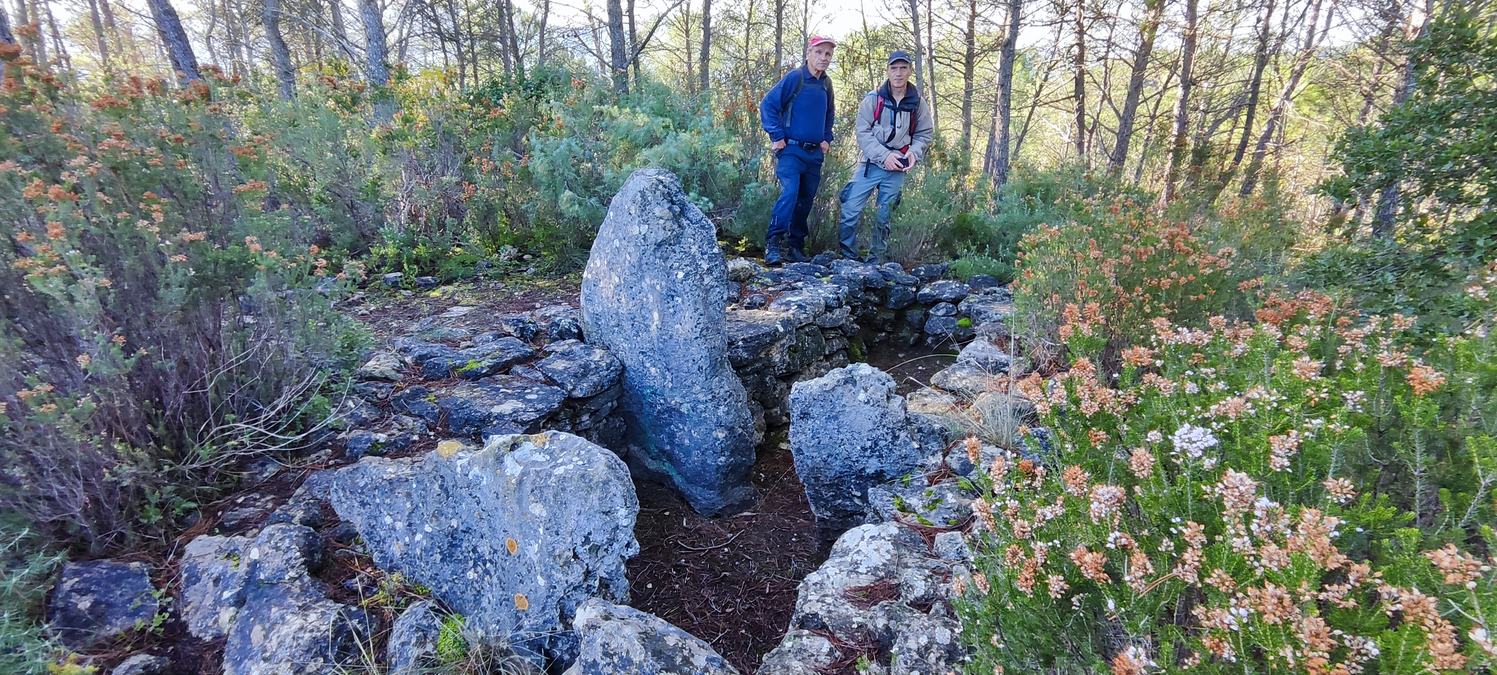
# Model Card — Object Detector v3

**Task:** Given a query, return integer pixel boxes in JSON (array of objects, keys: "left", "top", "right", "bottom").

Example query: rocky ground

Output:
[{"left": 45, "top": 171, "right": 1037, "bottom": 675}]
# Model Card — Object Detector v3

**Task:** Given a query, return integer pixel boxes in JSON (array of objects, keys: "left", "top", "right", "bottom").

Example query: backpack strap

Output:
[{"left": 781, "top": 67, "right": 833, "bottom": 141}]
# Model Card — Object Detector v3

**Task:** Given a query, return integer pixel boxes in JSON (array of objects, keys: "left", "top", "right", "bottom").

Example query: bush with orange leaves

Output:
[
  {"left": 958, "top": 277, "right": 1497, "bottom": 674},
  {"left": 1011, "top": 196, "right": 1256, "bottom": 371},
  {"left": 0, "top": 66, "right": 369, "bottom": 553}
]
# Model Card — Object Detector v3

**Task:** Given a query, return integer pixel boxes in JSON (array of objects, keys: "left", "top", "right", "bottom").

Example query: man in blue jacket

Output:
[{"left": 759, "top": 35, "right": 837, "bottom": 265}]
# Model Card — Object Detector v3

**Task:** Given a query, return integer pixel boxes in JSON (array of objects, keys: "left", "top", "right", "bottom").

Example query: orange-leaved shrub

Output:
[
  {"left": 0, "top": 63, "right": 369, "bottom": 552},
  {"left": 1012, "top": 196, "right": 1255, "bottom": 370},
  {"left": 958, "top": 268, "right": 1497, "bottom": 673}
]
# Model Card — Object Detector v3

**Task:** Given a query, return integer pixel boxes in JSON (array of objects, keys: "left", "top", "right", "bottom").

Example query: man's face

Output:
[
  {"left": 887, "top": 61, "right": 912, "bottom": 88},
  {"left": 806, "top": 43, "right": 835, "bottom": 73}
]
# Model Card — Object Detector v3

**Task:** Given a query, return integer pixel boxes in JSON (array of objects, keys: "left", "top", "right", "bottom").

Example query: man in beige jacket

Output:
[{"left": 837, "top": 50, "right": 935, "bottom": 263}]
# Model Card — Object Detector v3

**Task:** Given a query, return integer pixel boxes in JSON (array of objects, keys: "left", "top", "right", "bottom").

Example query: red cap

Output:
[{"left": 808, "top": 35, "right": 837, "bottom": 48}]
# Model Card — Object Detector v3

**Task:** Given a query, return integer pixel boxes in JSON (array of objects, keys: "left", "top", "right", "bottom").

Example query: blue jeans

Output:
[
  {"left": 837, "top": 163, "right": 907, "bottom": 259},
  {"left": 768, "top": 144, "right": 824, "bottom": 250}
]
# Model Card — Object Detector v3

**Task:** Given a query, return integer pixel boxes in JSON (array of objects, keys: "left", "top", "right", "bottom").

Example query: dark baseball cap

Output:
[{"left": 887, "top": 50, "right": 913, "bottom": 65}]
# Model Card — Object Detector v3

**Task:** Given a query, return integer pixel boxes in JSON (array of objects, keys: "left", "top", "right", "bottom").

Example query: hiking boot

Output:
[
  {"left": 785, "top": 245, "right": 811, "bottom": 263},
  {"left": 764, "top": 237, "right": 785, "bottom": 266}
]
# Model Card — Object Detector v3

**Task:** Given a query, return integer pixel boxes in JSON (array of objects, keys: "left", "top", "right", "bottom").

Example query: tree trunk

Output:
[
  {"left": 1107, "top": 0, "right": 1164, "bottom": 176},
  {"left": 146, "top": 0, "right": 201, "bottom": 82},
  {"left": 328, "top": 0, "right": 350, "bottom": 54},
  {"left": 986, "top": 0, "right": 1023, "bottom": 189},
  {"left": 85, "top": 0, "right": 110, "bottom": 72},
  {"left": 907, "top": 0, "right": 924, "bottom": 91},
  {"left": 1373, "top": 0, "right": 1432, "bottom": 239},
  {"left": 1071, "top": 0, "right": 1087, "bottom": 163},
  {"left": 509, "top": 0, "right": 525, "bottom": 78},
  {"left": 0, "top": 3, "right": 14, "bottom": 86},
  {"left": 538, "top": 0, "right": 550, "bottom": 65},
  {"left": 1161, "top": 0, "right": 1198, "bottom": 202},
  {"left": 699, "top": 0, "right": 711, "bottom": 94},
  {"left": 924, "top": 0, "right": 938, "bottom": 129},
  {"left": 1219, "top": 0, "right": 1277, "bottom": 186},
  {"left": 627, "top": 0, "right": 640, "bottom": 87},
  {"left": 959, "top": 0, "right": 977, "bottom": 169},
  {"left": 263, "top": 0, "right": 295, "bottom": 99},
  {"left": 1240, "top": 0, "right": 1334, "bottom": 196},
  {"left": 607, "top": 0, "right": 628, "bottom": 93},
  {"left": 498, "top": 0, "right": 515, "bottom": 76},
  {"left": 26, "top": 0, "right": 44, "bottom": 70},
  {"left": 773, "top": 0, "right": 783, "bottom": 72},
  {"left": 358, "top": 0, "right": 392, "bottom": 119}
]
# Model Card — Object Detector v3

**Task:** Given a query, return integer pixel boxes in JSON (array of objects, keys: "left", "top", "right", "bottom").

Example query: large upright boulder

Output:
[
  {"left": 327, "top": 431, "right": 640, "bottom": 665},
  {"left": 580, "top": 169, "right": 757, "bottom": 515},
  {"left": 788, "top": 364, "right": 924, "bottom": 532}
]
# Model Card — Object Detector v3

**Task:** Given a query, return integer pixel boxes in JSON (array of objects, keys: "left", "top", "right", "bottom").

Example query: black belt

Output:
[{"left": 788, "top": 140, "right": 822, "bottom": 150}]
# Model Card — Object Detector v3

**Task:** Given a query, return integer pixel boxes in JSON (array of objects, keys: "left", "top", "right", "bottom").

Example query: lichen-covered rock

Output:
[
  {"left": 356, "top": 350, "right": 404, "bottom": 381},
  {"left": 579, "top": 169, "right": 757, "bottom": 516},
  {"left": 762, "top": 523, "right": 966, "bottom": 673},
  {"left": 866, "top": 478, "right": 976, "bottom": 529},
  {"left": 177, "top": 523, "right": 368, "bottom": 674},
  {"left": 956, "top": 339, "right": 1012, "bottom": 373},
  {"left": 327, "top": 431, "right": 639, "bottom": 664},
  {"left": 223, "top": 580, "right": 372, "bottom": 675},
  {"left": 112, "top": 653, "right": 170, "bottom": 675},
  {"left": 930, "top": 361, "right": 1003, "bottom": 399},
  {"left": 47, "top": 560, "right": 159, "bottom": 649},
  {"left": 789, "top": 364, "right": 924, "bottom": 532},
  {"left": 387, "top": 601, "right": 442, "bottom": 674},
  {"left": 397, "top": 337, "right": 535, "bottom": 380},
  {"left": 535, "top": 340, "right": 624, "bottom": 398},
  {"left": 755, "top": 630, "right": 841, "bottom": 675},
  {"left": 436, "top": 375, "right": 567, "bottom": 437},
  {"left": 726, "top": 257, "right": 765, "bottom": 282},
  {"left": 725, "top": 310, "right": 797, "bottom": 368},
  {"left": 916, "top": 279, "right": 968, "bottom": 305},
  {"left": 958, "top": 289, "right": 1014, "bottom": 328},
  {"left": 563, "top": 599, "right": 737, "bottom": 675}
]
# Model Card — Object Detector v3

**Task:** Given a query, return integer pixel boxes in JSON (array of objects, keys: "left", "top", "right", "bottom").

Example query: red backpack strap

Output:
[{"left": 873, "top": 95, "right": 885, "bottom": 125}]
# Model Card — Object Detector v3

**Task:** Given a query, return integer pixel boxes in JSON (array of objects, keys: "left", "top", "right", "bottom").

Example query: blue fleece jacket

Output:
[{"left": 759, "top": 66, "right": 835, "bottom": 145}]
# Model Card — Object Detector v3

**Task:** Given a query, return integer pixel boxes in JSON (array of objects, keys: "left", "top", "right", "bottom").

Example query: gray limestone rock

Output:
[
  {"left": 47, "top": 560, "right": 159, "bottom": 649},
  {"left": 327, "top": 431, "right": 639, "bottom": 664},
  {"left": 356, "top": 350, "right": 404, "bottom": 381},
  {"left": 535, "top": 340, "right": 624, "bottom": 398},
  {"left": 956, "top": 339, "right": 1012, "bottom": 373},
  {"left": 112, "top": 654, "right": 170, "bottom": 675},
  {"left": 930, "top": 361, "right": 1003, "bottom": 399},
  {"left": 916, "top": 279, "right": 969, "bottom": 305},
  {"left": 726, "top": 257, "right": 765, "bottom": 282},
  {"left": 755, "top": 630, "right": 842, "bottom": 674},
  {"left": 579, "top": 169, "right": 758, "bottom": 515},
  {"left": 788, "top": 364, "right": 924, "bottom": 532},
  {"left": 866, "top": 478, "right": 976, "bottom": 529},
  {"left": 387, "top": 601, "right": 442, "bottom": 674},
  {"left": 774, "top": 523, "right": 963, "bottom": 668},
  {"left": 436, "top": 375, "right": 566, "bottom": 437},
  {"left": 563, "top": 599, "right": 737, "bottom": 675}
]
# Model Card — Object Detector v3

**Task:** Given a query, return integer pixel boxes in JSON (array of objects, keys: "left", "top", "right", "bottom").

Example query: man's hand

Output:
[
  {"left": 772, "top": 139, "right": 787, "bottom": 152},
  {"left": 881, "top": 153, "right": 904, "bottom": 171},
  {"left": 820, "top": 141, "right": 831, "bottom": 153},
  {"left": 900, "top": 151, "right": 917, "bottom": 171}
]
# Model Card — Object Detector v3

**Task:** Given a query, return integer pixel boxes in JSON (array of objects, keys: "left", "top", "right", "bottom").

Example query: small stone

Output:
[
  {"left": 415, "top": 276, "right": 440, "bottom": 290},
  {"left": 387, "top": 601, "right": 442, "bottom": 674},
  {"left": 112, "top": 653, "right": 170, "bottom": 675},
  {"left": 565, "top": 599, "right": 737, "bottom": 674},
  {"left": 381, "top": 272, "right": 404, "bottom": 287},
  {"left": 916, "top": 279, "right": 970, "bottom": 304},
  {"left": 47, "top": 560, "right": 159, "bottom": 649}
]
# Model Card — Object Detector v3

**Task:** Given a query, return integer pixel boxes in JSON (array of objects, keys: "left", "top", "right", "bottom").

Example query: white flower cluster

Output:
[{"left": 1171, "top": 423, "right": 1218, "bottom": 460}]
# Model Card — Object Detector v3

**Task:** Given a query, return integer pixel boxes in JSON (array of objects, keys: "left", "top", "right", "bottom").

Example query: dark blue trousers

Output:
[{"left": 768, "top": 144, "right": 824, "bottom": 250}]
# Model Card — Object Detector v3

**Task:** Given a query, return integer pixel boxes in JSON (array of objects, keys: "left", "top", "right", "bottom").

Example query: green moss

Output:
[{"left": 436, "top": 614, "right": 468, "bottom": 665}]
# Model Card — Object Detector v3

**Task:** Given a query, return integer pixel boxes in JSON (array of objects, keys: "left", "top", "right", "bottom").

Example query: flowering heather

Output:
[{"left": 958, "top": 286, "right": 1497, "bottom": 673}]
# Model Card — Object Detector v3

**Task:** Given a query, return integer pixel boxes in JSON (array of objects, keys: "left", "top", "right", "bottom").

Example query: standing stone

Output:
[
  {"left": 580, "top": 169, "right": 757, "bottom": 515},
  {"left": 326, "top": 431, "right": 640, "bottom": 665},
  {"left": 788, "top": 364, "right": 924, "bottom": 533}
]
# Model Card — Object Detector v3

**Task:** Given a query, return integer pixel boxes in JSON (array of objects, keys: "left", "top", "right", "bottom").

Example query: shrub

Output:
[
  {"left": 0, "top": 526, "right": 63, "bottom": 673},
  {"left": 1011, "top": 196, "right": 1249, "bottom": 369},
  {"left": 0, "top": 66, "right": 368, "bottom": 552},
  {"left": 958, "top": 278, "right": 1497, "bottom": 673}
]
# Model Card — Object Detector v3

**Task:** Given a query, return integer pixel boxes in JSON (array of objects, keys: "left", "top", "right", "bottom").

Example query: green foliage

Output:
[
  {"left": 960, "top": 284, "right": 1497, "bottom": 673},
  {"left": 436, "top": 614, "right": 469, "bottom": 665},
  {"left": 0, "top": 70, "right": 369, "bottom": 553},
  {"left": 0, "top": 527, "right": 63, "bottom": 675},
  {"left": 1314, "top": 7, "right": 1497, "bottom": 334}
]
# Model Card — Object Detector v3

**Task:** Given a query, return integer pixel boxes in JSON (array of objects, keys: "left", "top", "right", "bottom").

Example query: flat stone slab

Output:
[
  {"left": 48, "top": 560, "right": 159, "bottom": 649},
  {"left": 437, "top": 375, "right": 567, "bottom": 437}
]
